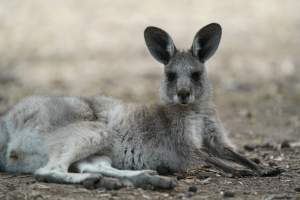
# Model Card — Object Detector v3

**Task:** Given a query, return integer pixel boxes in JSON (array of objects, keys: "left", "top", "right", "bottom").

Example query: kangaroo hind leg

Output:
[
  {"left": 74, "top": 155, "right": 177, "bottom": 189},
  {"left": 34, "top": 122, "right": 113, "bottom": 185}
]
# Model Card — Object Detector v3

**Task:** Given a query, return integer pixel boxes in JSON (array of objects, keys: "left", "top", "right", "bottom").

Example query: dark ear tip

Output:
[
  {"left": 208, "top": 22, "right": 221, "bottom": 28},
  {"left": 144, "top": 26, "right": 153, "bottom": 34},
  {"left": 206, "top": 23, "right": 222, "bottom": 34},
  {"left": 144, "top": 26, "right": 162, "bottom": 36},
  {"left": 145, "top": 26, "right": 158, "bottom": 31}
]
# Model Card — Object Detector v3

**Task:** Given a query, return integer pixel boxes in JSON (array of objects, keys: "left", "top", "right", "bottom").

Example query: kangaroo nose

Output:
[{"left": 177, "top": 89, "right": 190, "bottom": 100}]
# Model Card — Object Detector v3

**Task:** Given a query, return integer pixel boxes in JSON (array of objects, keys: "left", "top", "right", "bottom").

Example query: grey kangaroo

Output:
[{"left": 0, "top": 23, "right": 281, "bottom": 190}]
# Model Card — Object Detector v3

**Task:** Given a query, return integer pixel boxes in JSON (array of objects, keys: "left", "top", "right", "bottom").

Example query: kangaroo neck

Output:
[{"left": 159, "top": 99, "right": 211, "bottom": 115}]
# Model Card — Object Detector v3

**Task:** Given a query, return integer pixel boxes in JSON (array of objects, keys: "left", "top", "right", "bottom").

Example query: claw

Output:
[
  {"left": 258, "top": 167, "right": 284, "bottom": 177},
  {"left": 237, "top": 169, "right": 255, "bottom": 177},
  {"left": 224, "top": 169, "right": 254, "bottom": 178}
]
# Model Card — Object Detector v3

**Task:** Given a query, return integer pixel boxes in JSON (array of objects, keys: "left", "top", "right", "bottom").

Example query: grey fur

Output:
[{"left": 0, "top": 23, "right": 281, "bottom": 190}]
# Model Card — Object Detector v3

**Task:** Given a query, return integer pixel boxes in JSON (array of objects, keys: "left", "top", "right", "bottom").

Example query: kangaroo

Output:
[{"left": 0, "top": 23, "right": 281, "bottom": 190}]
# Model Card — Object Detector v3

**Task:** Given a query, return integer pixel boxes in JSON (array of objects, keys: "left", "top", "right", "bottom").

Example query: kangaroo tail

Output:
[{"left": 0, "top": 117, "right": 8, "bottom": 171}]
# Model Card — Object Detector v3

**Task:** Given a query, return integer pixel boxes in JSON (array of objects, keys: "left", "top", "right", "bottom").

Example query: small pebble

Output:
[
  {"left": 245, "top": 111, "right": 252, "bottom": 118},
  {"left": 244, "top": 144, "right": 255, "bottom": 151},
  {"left": 221, "top": 191, "right": 235, "bottom": 198},
  {"left": 186, "top": 192, "right": 194, "bottom": 198},
  {"left": 188, "top": 185, "right": 198, "bottom": 193},
  {"left": 281, "top": 140, "right": 291, "bottom": 149},
  {"left": 251, "top": 157, "right": 261, "bottom": 164},
  {"left": 111, "top": 192, "right": 118, "bottom": 197},
  {"left": 262, "top": 153, "right": 269, "bottom": 159},
  {"left": 177, "top": 193, "right": 185, "bottom": 199},
  {"left": 261, "top": 143, "right": 275, "bottom": 149},
  {"left": 175, "top": 173, "right": 186, "bottom": 180},
  {"left": 26, "top": 180, "right": 36, "bottom": 185},
  {"left": 268, "top": 162, "right": 277, "bottom": 167},
  {"left": 243, "top": 191, "right": 251, "bottom": 195},
  {"left": 239, "top": 109, "right": 252, "bottom": 118}
]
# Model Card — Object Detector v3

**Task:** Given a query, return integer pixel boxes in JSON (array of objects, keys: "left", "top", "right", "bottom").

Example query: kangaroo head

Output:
[{"left": 144, "top": 23, "right": 222, "bottom": 105}]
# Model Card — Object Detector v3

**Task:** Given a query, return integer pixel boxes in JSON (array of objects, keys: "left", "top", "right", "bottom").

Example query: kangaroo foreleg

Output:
[
  {"left": 194, "top": 149, "right": 254, "bottom": 177},
  {"left": 201, "top": 114, "right": 283, "bottom": 177},
  {"left": 216, "top": 146, "right": 283, "bottom": 176}
]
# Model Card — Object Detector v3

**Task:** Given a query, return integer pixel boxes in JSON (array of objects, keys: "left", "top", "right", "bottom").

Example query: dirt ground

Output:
[{"left": 0, "top": 0, "right": 300, "bottom": 199}]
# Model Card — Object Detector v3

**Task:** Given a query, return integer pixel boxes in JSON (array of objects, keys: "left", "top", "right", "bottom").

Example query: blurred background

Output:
[{"left": 0, "top": 0, "right": 299, "bottom": 144}]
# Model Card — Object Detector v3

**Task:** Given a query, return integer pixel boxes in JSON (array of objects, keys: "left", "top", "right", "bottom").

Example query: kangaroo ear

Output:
[
  {"left": 144, "top": 26, "right": 177, "bottom": 65},
  {"left": 191, "top": 23, "right": 222, "bottom": 63}
]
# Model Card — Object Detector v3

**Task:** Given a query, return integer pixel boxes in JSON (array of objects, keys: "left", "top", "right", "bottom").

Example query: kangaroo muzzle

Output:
[{"left": 177, "top": 88, "right": 191, "bottom": 104}]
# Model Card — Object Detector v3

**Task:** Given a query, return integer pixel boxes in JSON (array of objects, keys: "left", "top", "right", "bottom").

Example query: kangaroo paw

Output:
[
  {"left": 234, "top": 169, "right": 255, "bottom": 177},
  {"left": 83, "top": 176, "right": 128, "bottom": 190},
  {"left": 222, "top": 169, "right": 254, "bottom": 178},
  {"left": 82, "top": 175, "right": 103, "bottom": 189},
  {"left": 146, "top": 174, "right": 177, "bottom": 189},
  {"left": 131, "top": 172, "right": 177, "bottom": 190},
  {"left": 257, "top": 167, "right": 284, "bottom": 177}
]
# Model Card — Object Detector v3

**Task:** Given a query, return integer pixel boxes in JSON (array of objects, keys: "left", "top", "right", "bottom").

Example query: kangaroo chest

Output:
[{"left": 110, "top": 111, "right": 204, "bottom": 173}]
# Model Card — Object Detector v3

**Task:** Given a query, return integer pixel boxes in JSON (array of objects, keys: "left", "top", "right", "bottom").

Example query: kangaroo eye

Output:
[
  {"left": 191, "top": 71, "right": 201, "bottom": 82},
  {"left": 166, "top": 72, "right": 176, "bottom": 82}
]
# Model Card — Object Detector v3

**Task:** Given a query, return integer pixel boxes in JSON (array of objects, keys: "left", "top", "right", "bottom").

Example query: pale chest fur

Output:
[{"left": 184, "top": 113, "right": 205, "bottom": 149}]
